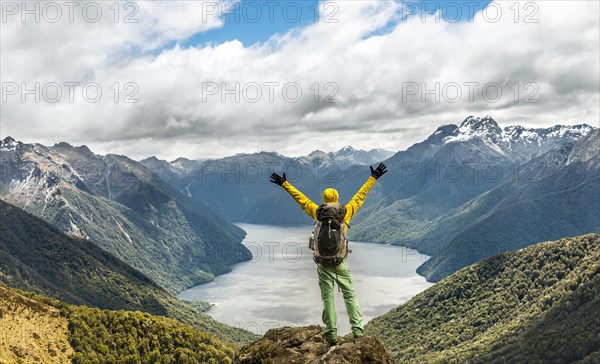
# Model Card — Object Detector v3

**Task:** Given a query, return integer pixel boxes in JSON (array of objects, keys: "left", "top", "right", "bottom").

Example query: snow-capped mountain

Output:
[
  {"left": 138, "top": 115, "right": 595, "bottom": 227},
  {"left": 436, "top": 115, "right": 594, "bottom": 163},
  {"left": 3, "top": 115, "right": 596, "bottom": 285},
  {"left": 140, "top": 146, "right": 393, "bottom": 182},
  {"left": 297, "top": 146, "right": 394, "bottom": 169},
  {"left": 0, "top": 136, "right": 21, "bottom": 152},
  {"left": 413, "top": 128, "right": 600, "bottom": 281},
  {"left": 0, "top": 137, "right": 250, "bottom": 292},
  {"left": 349, "top": 118, "right": 597, "bottom": 282}
]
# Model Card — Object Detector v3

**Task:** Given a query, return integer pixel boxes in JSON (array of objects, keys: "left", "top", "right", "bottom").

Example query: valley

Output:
[
  {"left": 1, "top": 115, "right": 598, "bottom": 363},
  {"left": 178, "top": 223, "right": 433, "bottom": 336}
]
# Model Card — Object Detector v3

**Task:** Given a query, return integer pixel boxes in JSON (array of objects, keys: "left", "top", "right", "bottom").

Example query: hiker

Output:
[{"left": 270, "top": 163, "right": 388, "bottom": 345}]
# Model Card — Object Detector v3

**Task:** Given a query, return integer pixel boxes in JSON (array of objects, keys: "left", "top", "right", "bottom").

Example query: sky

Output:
[{"left": 1, "top": 0, "right": 599, "bottom": 160}]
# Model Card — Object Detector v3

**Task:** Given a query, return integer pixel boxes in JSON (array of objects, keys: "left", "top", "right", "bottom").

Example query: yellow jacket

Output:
[{"left": 281, "top": 176, "right": 377, "bottom": 232}]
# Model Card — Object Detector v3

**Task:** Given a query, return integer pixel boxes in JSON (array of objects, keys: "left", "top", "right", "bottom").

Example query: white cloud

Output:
[{"left": 1, "top": 0, "right": 598, "bottom": 160}]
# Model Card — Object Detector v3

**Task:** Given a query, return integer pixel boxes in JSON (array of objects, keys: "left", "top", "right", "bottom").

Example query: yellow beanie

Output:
[{"left": 322, "top": 188, "right": 339, "bottom": 203}]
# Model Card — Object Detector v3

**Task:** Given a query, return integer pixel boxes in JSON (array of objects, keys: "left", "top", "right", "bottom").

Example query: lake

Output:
[{"left": 178, "top": 223, "right": 433, "bottom": 336}]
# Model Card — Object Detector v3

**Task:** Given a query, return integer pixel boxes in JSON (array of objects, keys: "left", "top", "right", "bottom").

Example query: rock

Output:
[
  {"left": 236, "top": 325, "right": 396, "bottom": 364},
  {"left": 10, "top": 344, "right": 28, "bottom": 358}
]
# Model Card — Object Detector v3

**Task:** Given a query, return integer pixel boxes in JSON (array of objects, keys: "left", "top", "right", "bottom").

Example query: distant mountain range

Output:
[
  {"left": 2, "top": 115, "right": 597, "bottom": 285},
  {"left": 0, "top": 138, "right": 251, "bottom": 293},
  {"left": 366, "top": 233, "right": 600, "bottom": 363},
  {"left": 296, "top": 146, "right": 395, "bottom": 169},
  {"left": 349, "top": 117, "right": 599, "bottom": 281},
  {"left": 1, "top": 119, "right": 598, "bottom": 362},
  {"left": 139, "top": 147, "right": 394, "bottom": 223},
  {"left": 412, "top": 129, "right": 600, "bottom": 280},
  {"left": 138, "top": 146, "right": 394, "bottom": 223},
  {"left": 140, "top": 146, "right": 394, "bottom": 182},
  {"left": 139, "top": 115, "right": 598, "bottom": 282},
  {"left": 431, "top": 115, "right": 591, "bottom": 163},
  {"left": 350, "top": 118, "right": 599, "bottom": 281}
]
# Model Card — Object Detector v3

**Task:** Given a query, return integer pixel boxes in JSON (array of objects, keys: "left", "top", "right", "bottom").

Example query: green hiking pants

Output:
[{"left": 317, "top": 260, "right": 364, "bottom": 340}]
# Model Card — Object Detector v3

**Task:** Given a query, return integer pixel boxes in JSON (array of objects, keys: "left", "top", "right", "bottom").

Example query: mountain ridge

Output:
[
  {"left": 0, "top": 199, "right": 257, "bottom": 344},
  {"left": 0, "top": 139, "right": 252, "bottom": 293},
  {"left": 365, "top": 233, "right": 600, "bottom": 363},
  {"left": 133, "top": 115, "right": 598, "bottom": 283},
  {"left": 139, "top": 145, "right": 395, "bottom": 180},
  {"left": 4, "top": 115, "right": 597, "bottom": 285},
  {"left": 412, "top": 129, "right": 600, "bottom": 280},
  {"left": 348, "top": 117, "right": 598, "bottom": 281}
]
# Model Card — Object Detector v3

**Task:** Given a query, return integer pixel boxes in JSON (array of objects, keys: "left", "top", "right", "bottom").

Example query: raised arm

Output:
[
  {"left": 345, "top": 177, "right": 376, "bottom": 221},
  {"left": 345, "top": 163, "right": 387, "bottom": 222},
  {"left": 271, "top": 172, "right": 318, "bottom": 220}
]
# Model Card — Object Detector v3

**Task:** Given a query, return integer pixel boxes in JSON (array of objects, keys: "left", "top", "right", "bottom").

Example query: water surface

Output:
[{"left": 178, "top": 223, "right": 433, "bottom": 335}]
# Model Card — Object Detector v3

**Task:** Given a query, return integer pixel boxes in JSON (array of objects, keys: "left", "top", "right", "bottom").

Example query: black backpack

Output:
[{"left": 310, "top": 203, "right": 348, "bottom": 266}]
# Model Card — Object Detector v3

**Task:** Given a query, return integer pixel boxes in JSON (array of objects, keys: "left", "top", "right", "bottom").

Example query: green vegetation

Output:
[
  {"left": 0, "top": 200, "right": 257, "bottom": 345},
  {"left": 414, "top": 148, "right": 600, "bottom": 282},
  {"left": 68, "top": 307, "right": 235, "bottom": 364},
  {"left": 1, "top": 285, "right": 236, "bottom": 363},
  {"left": 0, "top": 142, "right": 250, "bottom": 293},
  {"left": 353, "top": 129, "right": 599, "bottom": 282},
  {"left": 365, "top": 234, "right": 600, "bottom": 363}
]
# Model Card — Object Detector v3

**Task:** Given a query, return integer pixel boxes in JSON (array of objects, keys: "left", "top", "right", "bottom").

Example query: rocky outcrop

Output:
[{"left": 236, "top": 325, "right": 395, "bottom": 364}]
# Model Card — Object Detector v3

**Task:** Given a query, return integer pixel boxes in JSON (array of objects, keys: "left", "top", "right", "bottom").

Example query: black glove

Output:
[
  {"left": 370, "top": 163, "right": 387, "bottom": 179},
  {"left": 270, "top": 172, "right": 287, "bottom": 186}
]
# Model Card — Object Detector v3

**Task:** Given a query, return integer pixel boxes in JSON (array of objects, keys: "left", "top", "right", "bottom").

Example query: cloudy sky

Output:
[{"left": 1, "top": 0, "right": 599, "bottom": 160}]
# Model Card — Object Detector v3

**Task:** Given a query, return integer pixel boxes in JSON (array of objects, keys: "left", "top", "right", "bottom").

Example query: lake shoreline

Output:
[
  {"left": 188, "top": 222, "right": 432, "bottom": 295},
  {"left": 178, "top": 223, "right": 433, "bottom": 335}
]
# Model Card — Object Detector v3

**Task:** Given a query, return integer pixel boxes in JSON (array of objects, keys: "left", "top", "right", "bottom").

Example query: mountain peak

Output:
[
  {"left": 567, "top": 128, "right": 600, "bottom": 164},
  {"left": 308, "top": 149, "right": 325, "bottom": 156},
  {"left": 141, "top": 156, "right": 161, "bottom": 163},
  {"left": 335, "top": 145, "right": 357, "bottom": 157},
  {"left": 171, "top": 157, "right": 192, "bottom": 163},
  {"left": 0, "top": 136, "right": 22, "bottom": 151},
  {"left": 460, "top": 115, "right": 501, "bottom": 133},
  {"left": 50, "top": 141, "right": 93, "bottom": 155},
  {"left": 422, "top": 116, "right": 595, "bottom": 163},
  {"left": 432, "top": 124, "right": 459, "bottom": 138},
  {"left": 53, "top": 141, "right": 73, "bottom": 148},
  {"left": 2, "top": 136, "right": 16, "bottom": 144},
  {"left": 299, "top": 147, "right": 394, "bottom": 168}
]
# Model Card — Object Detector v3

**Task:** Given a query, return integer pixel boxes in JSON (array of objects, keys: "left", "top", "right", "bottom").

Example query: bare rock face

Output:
[{"left": 236, "top": 325, "right": 396, "bottom": 364}]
